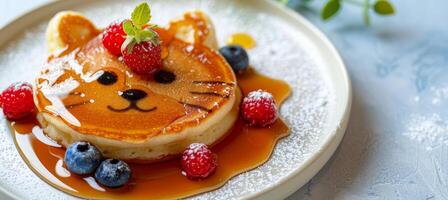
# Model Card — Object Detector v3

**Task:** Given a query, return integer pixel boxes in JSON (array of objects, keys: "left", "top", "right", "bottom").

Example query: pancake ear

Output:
[
  {"left": 46, "top": 11, "right": 100, "bottom": 57},
  {"left": 168, "top": 10, "right": 218, "bottom": 50}
]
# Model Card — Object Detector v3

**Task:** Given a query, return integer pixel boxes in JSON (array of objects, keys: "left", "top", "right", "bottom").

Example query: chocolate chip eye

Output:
[
  {"left": 154, "top": 70, "right": 176, "bottom": 84},
  {"left": 97, "top": 71, "right": 118, "bottom": 85}
]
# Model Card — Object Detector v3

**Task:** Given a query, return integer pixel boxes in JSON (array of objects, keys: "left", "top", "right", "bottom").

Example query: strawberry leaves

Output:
[{"left": 121, "top": 2, "right": 159, "bottom": 54}]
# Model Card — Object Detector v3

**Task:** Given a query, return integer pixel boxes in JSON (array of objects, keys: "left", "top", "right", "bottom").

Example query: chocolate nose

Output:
[{"left": 121, "top": 89, "right": 147, "bottom": 102}]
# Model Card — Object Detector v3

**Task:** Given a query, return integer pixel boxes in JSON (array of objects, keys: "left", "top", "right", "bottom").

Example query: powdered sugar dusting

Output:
[
  {"left": 246, "top": 89, "right": 274, "bottom": 100},
  {"left": 0, "top": 0, "right": 334, "bottom": 199},
  {"left": 10, "top": 82, "right": 33, "bottom": 92},
  {"left": 430, "top": 86, "right": 448, "bottom": 105},
  {"left": 404, "top": 114, "right": 448, "bottom": 151},
  {"left": 404, "top": 84, "right": 448, "bottom": 151}
]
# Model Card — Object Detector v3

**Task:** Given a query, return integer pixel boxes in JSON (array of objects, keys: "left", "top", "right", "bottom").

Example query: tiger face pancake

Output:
[{"left": 34, "top": 11, "right": 240, "bottom": 162}]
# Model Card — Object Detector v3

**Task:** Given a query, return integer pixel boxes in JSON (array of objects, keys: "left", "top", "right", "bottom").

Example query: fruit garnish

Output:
[
  {"left": 241, "top": 90, "right": 278, "bottom": 127},
  {"left": 181, "top": 143, "right": 217, "bottom": 180},
  {"left": 123, "top": 42, "right": 162, "bottom": 74},
  {"left": 94, "top": 159, "right": 131, "bottom": 188},
  {"left": 121, "top": 2, "right": 162, "bottom": 75},
  {"left": 0, "top": 82, "right": 35, "bottom": 120},
  {"left": 219, "top": 45, "right": 249, "bottom": 74},
  {"left": 121, "top": 3, "right": 159, "bottom": 52},
  {"left": 64, "top": 141, "right": 102, "bottom": 175},
  {"left": 102, "top": 20, "right": 127, "bottom": 56}
]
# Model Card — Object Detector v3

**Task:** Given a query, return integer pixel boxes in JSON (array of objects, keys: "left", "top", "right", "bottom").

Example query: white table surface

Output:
[{"left": 2, "top": 0, "right": 447, "bottom": 200}]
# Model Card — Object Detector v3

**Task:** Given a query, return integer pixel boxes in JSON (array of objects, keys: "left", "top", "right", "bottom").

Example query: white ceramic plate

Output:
[{"left": 0, "top": 0, "right": 351, "bottom": 199}]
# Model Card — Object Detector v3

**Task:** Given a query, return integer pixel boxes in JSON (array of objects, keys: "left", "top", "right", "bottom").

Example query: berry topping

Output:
[
  {"left": 219, "top": 45, "right": 249, "bottom": 74},
  {"left": 0, "top": 82, "right": 35, "bottom": 120},
  {"left": 241, "top": 90, "right": 278, "bottom": 127},
  {"left": 102, "top": 20, "right": 127, "bottom": 56},
  {"left": 64, "top": 141, "right": 102, "bottom": 175},
  {"left": 122, "top": 42, "right": 162, "bottom": 74},
  {"left": 181, "top": 143, "right": 217, "bottom": 179},
  {"left": 121, "top": 2, "right": 162, "bottom": 75},
  {"left": 94, "top": 159, "right": 131, "bottom": 188}
]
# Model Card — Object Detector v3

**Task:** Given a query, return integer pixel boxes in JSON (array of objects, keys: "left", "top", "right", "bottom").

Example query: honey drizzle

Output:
[
  {"left": 10, "top": 69, "right": 291, "bottom": 199},
  {"left": 226, "top": 33, "right": 256, "bottom": 49}
]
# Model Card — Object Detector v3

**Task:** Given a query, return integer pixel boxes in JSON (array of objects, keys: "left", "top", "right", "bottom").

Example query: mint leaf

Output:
[
  {"left": 121, "top": 2, "right": 159, "bottom": 52},
  {"left": 373, "top": 0, "right": 395, "bottom": 15},
  {"left": 131, "top": 2, "right": 151, "bottom": 27},
  {"left": 123, "top": 20, "right": 136, "bottom": 36},
  {"left": 321, "top": 0, "right": 341, "bottom": 20}
]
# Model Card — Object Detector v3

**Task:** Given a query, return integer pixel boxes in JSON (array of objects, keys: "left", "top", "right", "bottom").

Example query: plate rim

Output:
[
  {"left": 0, "top": 0, "right": 352, "bottom": 199},
  {"left": 245, "top": 1, "right": 352, "bottom": 199}
]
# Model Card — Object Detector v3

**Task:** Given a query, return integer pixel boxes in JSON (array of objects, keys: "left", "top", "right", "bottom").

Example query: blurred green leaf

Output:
[
  {"left": 363, "top": 0, "right": 371, "bottom": 26},
  {"left": 275, "top": 0, "right": 395, "bottom": 25},
  {"left": 373, "top": 0, "right": 395, "bottom": 15},
  {"left": 321, "top": 0, "right": 341, "bottom": 20}
]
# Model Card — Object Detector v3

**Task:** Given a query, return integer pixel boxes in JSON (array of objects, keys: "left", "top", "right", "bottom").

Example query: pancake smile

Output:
[{"left": 107, "top": 103, "right": 157, "bottom": 113}]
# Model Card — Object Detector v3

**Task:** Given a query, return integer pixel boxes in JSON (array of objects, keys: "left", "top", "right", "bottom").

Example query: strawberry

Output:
[
  {"left": 102, "top": 20, "right": 127, "bottom": 56},
  {"left": 120, "top": 2, "right": 162, "bottom": 75},
  {"left": 0, "top": 82, "right": 35, "bottom": 120},
  {"left": 241, "top": 89, "right": 278, "bottom": 127},
  {"left": 181, "top": 143, "right": 217, "bottom": 179},
  {"left": 122, "top": 41, "right": 162, "bottom": 75}
]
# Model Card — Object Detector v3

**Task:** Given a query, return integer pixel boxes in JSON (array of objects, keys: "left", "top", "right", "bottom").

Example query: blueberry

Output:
[
  {"left": 219, "top": 45, "right": 249, "bottom": 74},
  {"left": 94, "top": 159, "right": 131, "bottom": 188},
  {"left": 64, "top": 141, "right": 102, "bottom": 175}
]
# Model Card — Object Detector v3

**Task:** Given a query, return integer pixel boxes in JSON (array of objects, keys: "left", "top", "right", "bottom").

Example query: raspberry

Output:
[
  {"left": 102, "top": 20, "right": 127, "bottom": 56},
  {"left": 241, "top": 89, "right": 278, "bottom": 127},
  {"left": 181, "top": 143, "right": 217, "bottom": 179},
  {"left": 0, "top": 82, "right": 35, "bottom": 120},
  {"left": 122, "top": 41, "right": 162, "bottom": 75}
]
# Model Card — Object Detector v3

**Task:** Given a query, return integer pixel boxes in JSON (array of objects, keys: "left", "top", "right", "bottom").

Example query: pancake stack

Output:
[{"left": 34, "top": 11, "right": 241, "bottom": 162}]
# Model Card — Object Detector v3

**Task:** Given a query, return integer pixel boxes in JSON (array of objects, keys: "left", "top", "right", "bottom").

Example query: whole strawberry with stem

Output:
[{"left": 121, "top": 2, "right": 162, "bottom": 75}]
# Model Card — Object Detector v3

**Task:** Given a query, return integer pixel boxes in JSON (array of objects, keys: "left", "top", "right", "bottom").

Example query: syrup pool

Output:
[
  {"left": 10, "top": 69, "right": 291, "bottom": 199},
  {"left": 226, "top": 33, "right": 256, "bottom": 49}
]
